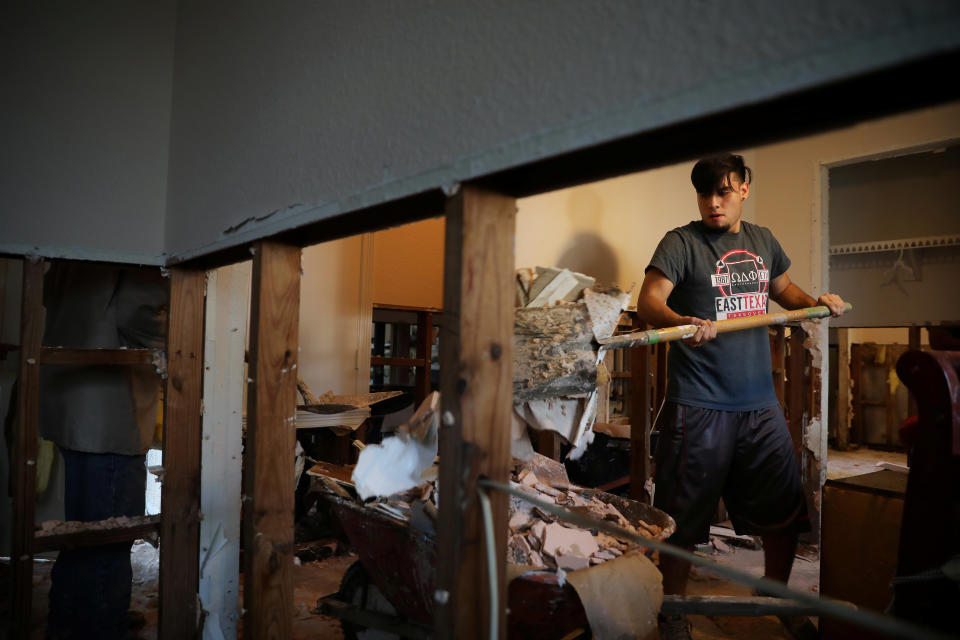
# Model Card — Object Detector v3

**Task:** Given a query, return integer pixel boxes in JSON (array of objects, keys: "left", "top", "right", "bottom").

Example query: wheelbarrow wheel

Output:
[{"left": 338, "top": 560, "right": 401, "bottom": 640}]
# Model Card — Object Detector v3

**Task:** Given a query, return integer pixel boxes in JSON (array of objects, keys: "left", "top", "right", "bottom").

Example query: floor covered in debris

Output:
[{"left": 18, "top": 447, "right": 902, "bottom": 639}]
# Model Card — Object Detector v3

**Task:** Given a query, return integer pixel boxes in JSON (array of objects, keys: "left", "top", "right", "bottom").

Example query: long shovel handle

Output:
[{"left": 598, "top": 303, "right": 852, "bottom": 349}]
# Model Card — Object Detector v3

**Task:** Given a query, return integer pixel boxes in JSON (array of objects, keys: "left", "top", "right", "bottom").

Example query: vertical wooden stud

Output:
[
  {"left": 244, "top": 241, "right": 300, "bottom": 640},
  {"left": 630, "top": 337, "right": 651, "bottom": 503},
  {"left": 159, "top": 267, "right": 205, "bottom": 640},
  {"left": 654, "top": 343, "right": 668, "bottom": 416},
  {"left": 836, "top": 328, "right": 851, "bottom": 451},
  {"left": 771, "top": 326, "right": 787, "bottom": 407},
  {"left": 851, "top": 343, "right": 864, "bottom": 446},
  {"left": 10, "top": 258, "right": 43, "bottom": 639},
  {"left": 787, "top": 326, "right": 805, "bottom": 461},
  {"left": 436, "top": 185, "right": 515, "bottom": 640}
]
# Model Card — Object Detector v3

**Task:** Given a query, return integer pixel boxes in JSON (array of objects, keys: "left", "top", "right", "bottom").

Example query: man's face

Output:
[{"left": 696, "top": 173, "right": 749, "bottom": 233}]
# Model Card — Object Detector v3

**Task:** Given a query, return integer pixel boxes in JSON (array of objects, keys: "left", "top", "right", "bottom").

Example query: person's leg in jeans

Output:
[{"left": 47, "top": 448, "right": 146, "bottom": 640}]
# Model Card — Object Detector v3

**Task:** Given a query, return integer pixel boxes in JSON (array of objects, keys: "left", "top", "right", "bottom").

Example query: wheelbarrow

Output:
[{"left": 316, "top": 485, "right": 675, "bottom": 639}]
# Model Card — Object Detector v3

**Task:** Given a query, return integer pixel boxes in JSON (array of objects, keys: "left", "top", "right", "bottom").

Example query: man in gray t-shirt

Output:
[{"left": 638, "top": 154, "right": 846, "bottom": 638}]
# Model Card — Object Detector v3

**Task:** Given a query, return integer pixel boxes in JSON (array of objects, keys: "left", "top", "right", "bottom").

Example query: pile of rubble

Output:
[
  {"left": 506, "top": 467, "right": 662, "bottom": 571},
  {"left": 321, "top": 461, "right": 665, "bottom": 573}
]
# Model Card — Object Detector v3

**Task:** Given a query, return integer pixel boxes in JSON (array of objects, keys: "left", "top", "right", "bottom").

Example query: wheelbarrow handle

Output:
[{"left": 598, "top": 303, "right": 853, "bottom": 349}]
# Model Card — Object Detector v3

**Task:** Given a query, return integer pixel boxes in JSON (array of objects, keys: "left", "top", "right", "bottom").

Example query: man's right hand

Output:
[{"left": 682, "top": 316, "right": 717, "bottom": 347}]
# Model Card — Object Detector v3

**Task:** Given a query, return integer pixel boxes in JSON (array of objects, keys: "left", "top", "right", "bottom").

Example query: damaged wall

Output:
[{"left": 0, "top": 1, "right": 177, "bottom": 264}]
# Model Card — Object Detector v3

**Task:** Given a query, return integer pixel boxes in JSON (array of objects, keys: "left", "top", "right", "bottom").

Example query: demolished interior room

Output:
[{"left": 2, "top": 4, "right": 960, "bottom": 640}]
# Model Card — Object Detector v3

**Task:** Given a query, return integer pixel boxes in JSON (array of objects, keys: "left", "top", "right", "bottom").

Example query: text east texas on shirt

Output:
[{"left": 710, "top": 249, "right": 770, "bottom": 320}]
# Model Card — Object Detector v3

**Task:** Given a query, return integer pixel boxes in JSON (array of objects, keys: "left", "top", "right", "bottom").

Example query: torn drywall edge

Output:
[
  {"left": 163, "top": 16, "right": 960, "bottom": 266},
  {"left": 0, "top": 242, "right": 165, "bottom": 266}
]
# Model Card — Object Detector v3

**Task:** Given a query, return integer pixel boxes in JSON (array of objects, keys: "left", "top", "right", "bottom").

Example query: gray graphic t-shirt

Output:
[{"left": 646, "top": 220, "right": 790, "bottom": 410}]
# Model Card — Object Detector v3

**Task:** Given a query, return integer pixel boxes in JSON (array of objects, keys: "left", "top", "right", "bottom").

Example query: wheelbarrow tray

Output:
[{"left": 325, "top": 489, "right": 675, "bottom": 639}]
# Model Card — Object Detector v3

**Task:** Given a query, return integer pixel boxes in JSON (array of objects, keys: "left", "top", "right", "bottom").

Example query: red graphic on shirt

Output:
[{"left": 710, "top": 249, "right": 769, "bottom": 320}]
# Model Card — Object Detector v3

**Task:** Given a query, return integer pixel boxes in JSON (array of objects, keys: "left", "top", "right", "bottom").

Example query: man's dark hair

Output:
[{"left": 691, "top": 154, "right": 752, "bottom": 194}]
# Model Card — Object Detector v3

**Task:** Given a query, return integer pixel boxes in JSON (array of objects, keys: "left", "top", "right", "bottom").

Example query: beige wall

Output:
[
  {"left": 364, "top": 101, "right": 960, "bottom": 318},
  {"left": 371, "top": 218, "right": 445, "bottom": 310},
  {"left": 516, "top": 153, "right": 757, "bottom": 306},
  {"left": 299, "top": 237, "right": 371, "bottom": 395}
]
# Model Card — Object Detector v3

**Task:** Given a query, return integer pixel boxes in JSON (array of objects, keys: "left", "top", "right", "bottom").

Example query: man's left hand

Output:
[{"left": 818, "top": 293, "right": 846, "bottom": 317}]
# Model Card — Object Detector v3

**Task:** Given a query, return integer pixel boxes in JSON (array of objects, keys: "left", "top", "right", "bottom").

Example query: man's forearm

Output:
[
  {"left": 636, "top": 295, "right": 689, "bottom": 329},
  {"left": 771, "top": 283, "right": 817, "bottom": 311}
]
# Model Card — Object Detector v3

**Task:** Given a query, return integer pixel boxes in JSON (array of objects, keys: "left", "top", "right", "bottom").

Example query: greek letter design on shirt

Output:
[{"left": 710, "top": 249, "right": 769, "bottom": 320}]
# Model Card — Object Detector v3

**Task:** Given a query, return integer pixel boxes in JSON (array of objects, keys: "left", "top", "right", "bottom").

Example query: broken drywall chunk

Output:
[
  {"left": 526, "top": 267, "right": 595, "bottom": 308},
  {"left": 582, "top": 287, "right": 630, "bottom": 341},
  {"left": 556, "top": 552, "right": 591, "bottom": 571},
  {"left": 541, "top": 522, "right": 600, "bottom": 560}
]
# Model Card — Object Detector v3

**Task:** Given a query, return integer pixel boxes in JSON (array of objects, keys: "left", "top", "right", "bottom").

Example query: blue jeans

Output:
[{"left": 47, "top": 448, "right": 146, "bottom": 640}]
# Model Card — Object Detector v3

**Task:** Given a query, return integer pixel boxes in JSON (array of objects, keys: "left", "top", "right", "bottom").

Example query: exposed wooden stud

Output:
[
  {"left": 836, "top": 328, "right": 851, "bottom": 451},
  {"left": 851, "top": 343, "right": 864, "bottom": 446},
  {"left": 771, "top": 326, "right": 787, "bottom": 407},
  {"left": 630, "top": 328, "right": 651, "bottom": 504},
  {"left": 244, "top": 241, "right": 301, "bottom": 640},
  {"left": 654, "top": 342, "right": 668, "bottom": 417},
  {"left": 436, "top": 185, "right": 515, "bottom": 640},
  {"left": 159, "top": 267, "right": 206, "bottom": 640},
  {"left": 787, "top": 327, "right": 805, "bottom": 461},
  {"left": 10, "top": 258, "right": 44, "bottom": 639}
]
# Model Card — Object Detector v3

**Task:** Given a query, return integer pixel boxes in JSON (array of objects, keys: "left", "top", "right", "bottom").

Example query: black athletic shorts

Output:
[{"left": 653, "top": 402, "right": 810, "bottom": 547}]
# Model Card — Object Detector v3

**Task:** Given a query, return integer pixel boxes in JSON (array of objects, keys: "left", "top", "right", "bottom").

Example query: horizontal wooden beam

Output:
[
  {"left": 33, "top": 516, "right": 161, "bottom": 552},
  {"left": 38, "top": 347, "right": 161, "bottom": 366}
]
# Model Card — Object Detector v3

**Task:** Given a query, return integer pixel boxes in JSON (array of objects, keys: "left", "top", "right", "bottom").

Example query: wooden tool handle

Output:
[{"left": 598, "top": 302, "right": 853, "bottom": 349}]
